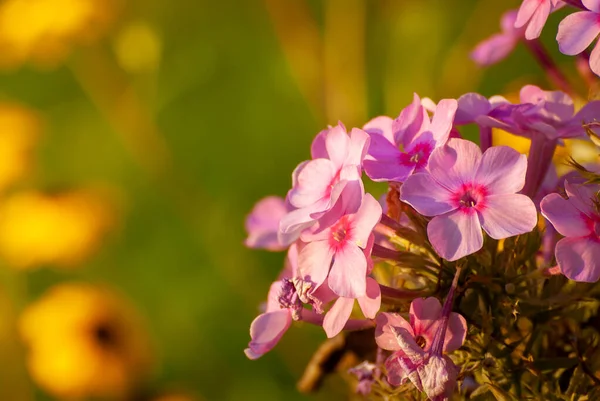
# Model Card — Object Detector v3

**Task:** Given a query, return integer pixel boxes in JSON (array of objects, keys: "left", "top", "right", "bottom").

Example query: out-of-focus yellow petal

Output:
[
  {"left": 0, "top": 0, "right": 117, "bottom": 67},
  {"left": 114, "top": 21, "right": 162, "bottom": 73},
  {"left": 0, "top": 189, "right": 116, "bottom": 269},
  {"left": 19, "top": 283, "right": 152, "bottom": 399}
]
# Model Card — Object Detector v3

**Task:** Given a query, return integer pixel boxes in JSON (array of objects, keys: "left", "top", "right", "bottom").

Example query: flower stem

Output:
[
  {"left": 523, "top": 39, "right": 575, "bottom": 96},
  {"left": 479, "top": 125, "right": 492, "bottom": 152},
  {"left": 431, "top": 267, "right": 462, "bottom": 355},
  {"left": 523, "top": 136, "right": 557, "bottom": 198},
  {"left": 380, "top": 284, "right": 430, "bottom": 305}
]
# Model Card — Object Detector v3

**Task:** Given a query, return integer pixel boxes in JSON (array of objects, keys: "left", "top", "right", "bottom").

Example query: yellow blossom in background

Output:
[
  {"left": 0, "top": 0, "right": 116, "bottom": 68},
  {"left": 0, "top": 103, "right": 40, "bottom": 191},
  {"left": 114, "top": 20, "right": 162, "bottom": 74},
  {"left": 0, "top": 189, "right": 116, "bottom": 269},
  {"left": 19, "top": 283, "right": 152, "bottom": 400}
]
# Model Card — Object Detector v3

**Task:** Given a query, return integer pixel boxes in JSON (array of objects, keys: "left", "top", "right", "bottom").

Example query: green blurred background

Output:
[{"left": 0, "top": 0, "right": 577, "bottom": 399}]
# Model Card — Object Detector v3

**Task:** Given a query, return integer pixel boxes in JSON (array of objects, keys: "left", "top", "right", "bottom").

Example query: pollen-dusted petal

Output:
[
  {"left": 323, "top": 297, "right": 354, "bottom": 338},
  {"left": 400, "top": 173, "right": 455, "bottom": 216},
  {"left": 427, "top": 209, "right": 484, "bottom": 261},
  {"left": 475, "top": 146, "right": 527, "bottom": 194},
  {"left": 555, "top": 237, "right": 600, "bottom": 282},
  {"left": 298, "top": 240, "right": 334, "bottom": 289},
  {"left": 357, "top": 277, "right": 381, "bottom": 319},
  {"left": 444, "top": 312, "right": 468, "bottom": 352},
  {"left": 541, "top": 193, "right": 592, "bottom": 237},
  {"left": 288, "top": 158, "right": 336, "bottom": 208},
  {"left": 328, "top": 243, "right": 367, "bottom": 298},
  {"left": 349, "top": 193, "right": 382, "bottom": 248},
  {"left": 427, "top": 138, "right": 482, "bottom": 191},
  {"left": 375, "top": 312, "right": 415, "bottom": 351},
  {"left": 478, "top": 194, "right": 538, "bottom": 239},
  {"left": 245, "top": 309, "right": 292, "bottom": 360},
  {"left": 557, "top": 11, "right": 600, "bottom": 56}
]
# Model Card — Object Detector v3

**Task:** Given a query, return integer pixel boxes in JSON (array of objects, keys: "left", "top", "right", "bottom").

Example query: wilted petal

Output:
[
  {"left": 428, "top": 209, "right": 484, "bottom": 261},
  {"left": 541, "top": 193, "right": 592, "bottom": 237},
  {"left": 556, "top": 237, "right": 600, "bottom": 282},
  {"left": 557, "top": 11, "right": 600, "bottom": 56},
  {"left": 375, "top": 312, "right": 415, "bottom": 351},
  {"left": 418, "top": 355, "right": 458, "bottom": 400},
  {"left": 479, "top": 194, "right": 538, "bottom": 239},
  {"left": 357, "top": 277, "right": 381, "bottom": 319},
  {"left": 400, "top": 173, "right": 455, "bottom": 216},
  {"left": 245, "top": 309, "right": 292, "bottom": 359},
  {"left": 323, "top": 297, "right": 354, "bottom": 338},
  {"left": 475, "top": 146, "right": 527, "bottom": 194},
  {"left": 328, "top": 243, "right": 367, "bottom": 298},
  {"left": 428, "top": 138, "right": 482, "bottom": 191}
]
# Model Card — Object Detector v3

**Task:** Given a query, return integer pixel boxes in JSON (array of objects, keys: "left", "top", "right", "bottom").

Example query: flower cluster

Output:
[{"left": 244, "top": 1, "right": 600, "bottom": 399}]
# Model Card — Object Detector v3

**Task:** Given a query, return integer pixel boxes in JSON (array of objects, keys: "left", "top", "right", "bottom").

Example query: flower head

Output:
[
  {"left": 541, "top": 181, "right": 600, "bottom": 282},
  {"left": 401, "top": 138, "right": 538, "bottom": 261}
]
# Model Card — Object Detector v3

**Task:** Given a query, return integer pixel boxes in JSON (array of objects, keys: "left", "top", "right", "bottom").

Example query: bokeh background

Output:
[{"left": 0, "top": 0, "right": 583, "bottom": 400}]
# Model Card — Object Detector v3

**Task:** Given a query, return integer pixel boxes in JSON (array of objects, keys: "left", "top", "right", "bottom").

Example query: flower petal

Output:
[
  {"left": 564, "top": 181, "right": 599, "bottom": 216},
  {"left": 427, "top": 138, "right": 482, "bottom": 191},
  {"left": 298, "top": 240, "right": 334, "bottom": 289},
  {"left": 557, "top": 11, "right": 600, "bottom": 56},
  {"left": 349, "top": 193, "right": 382, "bottom": 248},
  {"left": 515, "top": 0, "right": 539, "bottom": 29},
  {"left": 455, "top": 93, "right": 492, "bottom": 124},
  {"left": 363, "top": 115, "right": 395, "bottom": 144},
  {"left": 328, "top": 243, "right": 367, "bottom": 298},
  {"left": 393, "top": 93, "right": 429, "bottom": 147},
  {"left": 479, "top": 194, "right": 538, "bottom": 239},
  {"left": 410, "top": 297, "right": 442, "bottom": 349},
  {"left": 444, "top": 312, "right": 468, "bottom": 352},
  {"left": 583, "top": 0, "right": 600, "bottom": 13},
  {"left": 245, "top": 309, "right": 292, "bottom": 359},
  {"left": 556, "top": 237, "right": 600, "bottom": 282},
  {"left": 589, "top": 39, "right": 600, "bottom": 76},
  {"left": 475, "top": 146, "right": 527, "bottom": 195},
  {"left": 428, "top": 99, "right": 458, "bottom": 143},
  {"left": 524, "top": 0, "right": 551, "bottom": 40},
  {"left": 427, "top": 209, "right": 484, "bottom": 261},
  {"left": 288, "top": 159, "right": 336, "bottom": 208},
  {"left": 541, "top": 193, "right": 592, "bottom": 237},
  {"left": 323, "top": 297, "right": 354, "bottom": 338},
  {"left": 357, "top": 277, "right": 381, "bottom": 319},
  {"left": 325, "top": 124, "right": 350, "bottom": 168},
  {"left": 400, "top": 173, "right": 455, "bottom": 216},
  {"left": 375, "top": 312, "right": 415, "bottom": 351},
  {"left": 346, "top": 128, "right": 370, "bottom": 167}
]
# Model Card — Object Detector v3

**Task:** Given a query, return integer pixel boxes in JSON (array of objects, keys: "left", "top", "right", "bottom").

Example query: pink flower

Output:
[
  {"left": 541, "top": 181, "right": 600, "bottom": 282},
  {"left": 557, "top": 0, "right": 600, "bottom": 76},
  {"left": 298, "top": 193, "right": 382, "bottom": 298},
  {"left": 279, "top": 123, "right": 369, "bottom": 245},
  {"left": 471, "top": 10, "right": 524, "bottom": 66},
  {"left": 515, "top": 0, "right": 563, "bottom": 40},
  {"left": 244, "top": 196, "right": 288, "bottom": 251},
  {"left": 362, "top": 94, "right": 458, "bottom": 183},
  {"left": 375, "top": 295, "right": 467, "bottom": 400},
  {"left": 400, "top": 138, "right": 538, "bottom": 261}
]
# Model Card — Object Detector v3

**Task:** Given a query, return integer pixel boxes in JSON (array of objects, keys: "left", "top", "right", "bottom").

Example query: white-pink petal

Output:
[
  {"left": 428, "top": 209, "right": 484, "bottom": 261},
  {"left": 323, "top": 297, "right": 355, "bottom": 338},
  {"left": 325, "top": 124, "right": 351, "bottom": 168},
  {"left": 584, "top": 0, "right": 600, "bottom": 13},
  {"left": 427, "top": 139, "right": 482, "bottom": 191},
  {"left": 375, "top": 312, "right": 415, "bottom": 351},
  {"left": 298, "top": 240, "right": 334, "bottom": 289},
  {"left": 556, "top": 237, "right": 600, "bottom": 282},
  {"left": 475, "top": 146, "right": 527, "bottom": 195},
  {"left": 444, "top": 312, "right": 468, "bottom": 352},
  {"left": 589, "top": 39, "right": 600, "bottom": 76},
  {"left": 400, "top": 173, "right": 455, "bottom": 216},
  {"left": 478, "top": 194, "right": 538, "bottom": 239},
  {"left": 357, "top": 277, "right": 381, "bottom": 319},
  {"left": 349, "top": 193, "right": 382, "bottom": 248},
  {"left": 428, "top": 99, "right": 458, "bottom": 143},
  {"left": 328, "top": 243, "right": 367, "bottom": 298},
  {"left": 289, "top": 158, "right": 336, "bottom": 208},
  {"left": 557, "top": 11, "right": 600, "bottom": 56},
  {"left": 245, "top": 309, "right": 292, "bottom": 359}
]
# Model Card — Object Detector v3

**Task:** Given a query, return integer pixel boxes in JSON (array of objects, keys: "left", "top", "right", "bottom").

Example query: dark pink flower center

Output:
[
  {"left": 594, "top": 220, "right": 600, "bottom": 238},
  {"left": 329, "top": 216, "right": 351, "bottom": 248},
  {"left": 452, "top": 183, "right": 488, "bottom": 213},
  {"left": 399, "top": 142, "right": 433, "bottom": 169}
]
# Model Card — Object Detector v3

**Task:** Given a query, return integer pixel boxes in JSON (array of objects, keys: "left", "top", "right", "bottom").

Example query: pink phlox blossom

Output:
[
  {"left": 278, "top": 123, "right": 370, "bottom": 246},
  {"left": 400, "top": 138, "right": 538, "bottom": 261},
  {"left": 362, "top": 94, "right": 458, "bottom": 183},
  {"left": 375, "top": 297, "right": 467, "bottom": 400},
  {"left": 557, "top": 0, "right": 600, "bottom": 76},
  {"left": 515, "top": 0, "right": 564, "bottom": 40},
  {"left": 245, "top": 196, "right": 289, "bottom": 251},
  {"left": 471, "top": 10, "right": 525, "bottom": 66},
  {"left": 541, "top": 180, "right": 600, "bottom": 282},
  {"left": 298, "top": 192, "right": 382, "bottom": 299}
]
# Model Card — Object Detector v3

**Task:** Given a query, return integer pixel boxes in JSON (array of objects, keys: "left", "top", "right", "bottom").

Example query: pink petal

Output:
[
  {"left": 393, "top": 93, "right": 429, "bottom": 147},
  {"left": 427, "top": 138, "right": 482, "bottom": 192},
  {"left": 346, "top": 128, "right": 370, "bottom": 167},
  {"left": 584, "top": 0, "right": 600, "bottom": 13},
  {"left": 325, "top": 124, "right": 350, "bottom": 168},
  {"left": 289, "top": 159, "right": 336, "bottom": 208},
  {"left": 524, "top": 0, "right": 551, "bottom": 40},
  {"left": 556, "top": 237, "right": 600, "bottom": 282},
  {"left": 311, "top": 128, "right": 329, "bottom": 159},
  {"left": 363, "top": 115, "right": 394, "bottom": 145},
  {"left": 428, "top": 99, "right": 458, "bottom": 143},
  {"left": 478, "top": 194, "right": 538, "bottom": 239},
  {"left": 557, "top": 11, "right": 600, "bottom": 56},
  {"left": 455, "top": 93, "right": 492, "bottom": 124},
  {"left": 266, "top": 281, "right": 284, "bottom": 312},
  {"left": 363, "top": 158, "right": 414, "bottom": 182},
  {"left": 349, "top": 193, "right": 382, "bottom": 248},
  {"left": 278, "top": 204, "right": 320, "bottom": 245},
  {"left": 375, "top": 312, "right": 415, "bottom": 351},
  {"left": 565, "top": 181, "right": 598, "bottom": 216},
  {"left": 298, "top": 240, "right": 334, "bottom": 289},
  {"left": 410, "top": 297, "right": 443, "bottom": 349},
  {"left": 541, "top": 193, "right": 592, "bottom": 237},
  {"left": 428, "top": 209, "right": 484, "bottom": 261},
  {"left": 589, "top": 39, "right": 600, "bottom": 76},
  {"left": 323, "top": 297, "right": 354, "bottom": 338},
  {"left": 444, "top": 312, "right": 468, "bottom": 352},
  {"left": 245, "top": 196, "right": 288, "bottom": 251},
  {"left": 245, "top": 309, "right": 292, "bottom": 359},
  {"left": 400, "top": 173, "right": 455, "bottom": 216},
  {"left": 357, "top": 277, "right": 381, "bottom": 319},
  {"left": 515, "top": 0, "right": 540, "bottom": 29},
  {"left": 418, "top": 355, "right": 458, "bottom": 400},
  {"left": 328, "top": 243, "right": 367, "bottom": 298},
  {"left": 475, "top": 146, "right": 527, "bottom": 195}
]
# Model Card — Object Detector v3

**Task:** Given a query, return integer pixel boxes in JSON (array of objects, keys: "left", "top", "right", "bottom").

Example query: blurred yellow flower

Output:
[
  {"left": 19, "top": 283, "right": 152, "bottom": 400},
  {"left": 0, "top": 103, "right": 40, "bottom": 191},
  {"left": 114, "top": 21, "right": 162, "bottom": 73},
  {"left": 0, "top": 0, "right": 116, "bottom": 67},
  {"left": 0, "top": 189, "right": 115, "bottom": 269}
]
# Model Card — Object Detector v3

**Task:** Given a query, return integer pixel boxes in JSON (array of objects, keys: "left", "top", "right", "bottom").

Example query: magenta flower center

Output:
[
  {"left": 329, "top": 216, "right": 351, "bottom": 247},
  {"left": 399, "top": 141, "right": 433, "bottom": 169},
  {"left": 452, "top": 183, "right": 487, "bottom": 213},
  {"left": 594, "top": 220, "right": 600, "bottom": 238}
]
